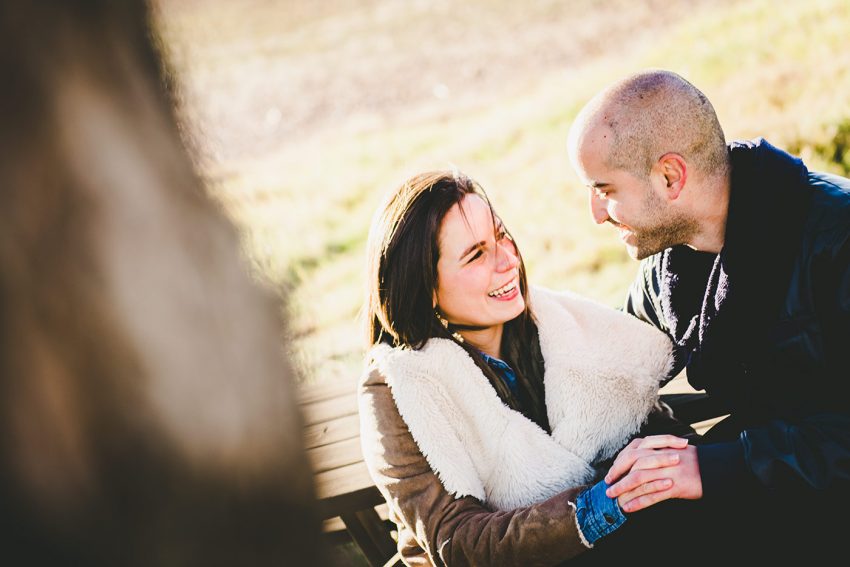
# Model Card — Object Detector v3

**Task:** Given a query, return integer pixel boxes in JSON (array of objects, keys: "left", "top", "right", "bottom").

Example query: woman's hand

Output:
[{"left": 603, "top": 435, "right": 702, "bottom": 513}]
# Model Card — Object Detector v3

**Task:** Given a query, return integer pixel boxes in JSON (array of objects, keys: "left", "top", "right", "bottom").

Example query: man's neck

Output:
[{"left": 685, "top": 170, "right": 731, "bottom": 254}]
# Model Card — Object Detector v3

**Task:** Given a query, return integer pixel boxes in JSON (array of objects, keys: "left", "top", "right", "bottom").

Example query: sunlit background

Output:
[{"left": 152, "top": 0, "right": 850, "bottom": 389}]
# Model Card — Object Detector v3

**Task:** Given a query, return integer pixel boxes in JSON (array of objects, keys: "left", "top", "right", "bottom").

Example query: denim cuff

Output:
[{"left": 575, "top": 480, "right": 627, "bottom": 546}]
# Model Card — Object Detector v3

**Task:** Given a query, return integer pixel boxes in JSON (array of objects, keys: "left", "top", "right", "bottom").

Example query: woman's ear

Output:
[
  {"left": 432, "top": 291, "right": 437, "bottom": 309},
  {"left": 658, "top": 153, "right": 688, "bottom": 200}
]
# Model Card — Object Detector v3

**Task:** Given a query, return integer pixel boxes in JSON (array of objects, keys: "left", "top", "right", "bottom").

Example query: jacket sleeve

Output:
[
  {"left": 700, "top": 232, "right": 850, "bottom": 497},
  {"left": 697, "top": 415, "right": 850, "bottom": 498},
  {"left": 358, "top": 368, "right": 592, "bottom": 567}
]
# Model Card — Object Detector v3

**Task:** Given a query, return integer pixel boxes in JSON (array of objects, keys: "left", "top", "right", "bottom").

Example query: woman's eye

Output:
[{"left": 467, "top": 250, "right": 483, "bottom": 263}]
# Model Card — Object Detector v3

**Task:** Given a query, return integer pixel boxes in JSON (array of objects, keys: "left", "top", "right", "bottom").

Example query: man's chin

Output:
[
  {"left": 625, "top": 244, "right": 645, "bottom": 261},
  {"left": 627, "top": 241, "right": 665, "bottom": 261}
]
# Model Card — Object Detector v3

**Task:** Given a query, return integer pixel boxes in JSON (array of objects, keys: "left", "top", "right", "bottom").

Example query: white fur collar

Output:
[{"left": 369, "top": 286, "right": 673, "bottom": 511}]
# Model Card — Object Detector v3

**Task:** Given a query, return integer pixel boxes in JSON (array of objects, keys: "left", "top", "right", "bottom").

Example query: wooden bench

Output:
[
  {"left": 299, "top": 380, "right": 398, "bottom": 566},
  {"left": 299, "top": 375, "right": 726, "bottom": 567}
]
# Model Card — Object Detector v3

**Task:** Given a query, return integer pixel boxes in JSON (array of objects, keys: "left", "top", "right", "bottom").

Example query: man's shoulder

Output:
[
  {"left": 808, "top": 170, "right": 850, "bottom": 203},
  {"left": 805, "top": 170, "right": 850, "bottom": 243}
]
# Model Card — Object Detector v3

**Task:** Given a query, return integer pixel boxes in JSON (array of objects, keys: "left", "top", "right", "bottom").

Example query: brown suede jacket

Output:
[
  {"left": 358, "top": 367, "right": 591, "bottom": 566},
  {"left": 360, "top": 366, "right": 698, "bottom": 566}
]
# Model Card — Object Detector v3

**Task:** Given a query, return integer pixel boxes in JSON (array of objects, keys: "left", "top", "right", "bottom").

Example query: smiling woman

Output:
[
  {"left": 434, "top": 193, "right": 525, "bottom": 359},
  {"left": 359, "top": 170, "right": 698, "bottom": 566}
]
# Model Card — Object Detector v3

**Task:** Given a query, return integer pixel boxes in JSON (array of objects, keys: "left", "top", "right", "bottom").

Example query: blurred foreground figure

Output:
[{"left": 0, "top": 2, "right": 324, "bottom": 565}]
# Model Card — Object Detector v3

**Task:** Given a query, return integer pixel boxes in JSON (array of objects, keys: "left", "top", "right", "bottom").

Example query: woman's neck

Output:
[{"left": 460, "top": 325, "right": 504, "bottom": 360}]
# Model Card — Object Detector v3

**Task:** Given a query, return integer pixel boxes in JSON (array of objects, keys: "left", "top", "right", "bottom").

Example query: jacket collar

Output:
[
  {"left": 369, "top": 286, "right": 673, "bottom": 511},
  {"left": 659, "top": 138, "right": 813, "bottom": 390}
]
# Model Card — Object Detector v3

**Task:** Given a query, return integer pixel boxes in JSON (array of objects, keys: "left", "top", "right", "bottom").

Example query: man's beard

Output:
[{"left": 627, "top": 188, "right": 698, "bottom": 260}]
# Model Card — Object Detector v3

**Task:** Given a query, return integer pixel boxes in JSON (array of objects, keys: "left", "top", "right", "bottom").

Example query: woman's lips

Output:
[
  {"left": 493, "top": 285, "right": 520, "bottom": 301},
  {"left": 489, "top": 280, "right": 519, "bottom": 301}
]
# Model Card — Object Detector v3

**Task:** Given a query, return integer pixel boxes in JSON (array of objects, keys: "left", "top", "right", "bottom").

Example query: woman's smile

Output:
[
  {"left": 488, "top": 277, "right": 519, "bottom": 301},
  {"left": 435, "top": 194, "right": 526, "bottom": 338}
]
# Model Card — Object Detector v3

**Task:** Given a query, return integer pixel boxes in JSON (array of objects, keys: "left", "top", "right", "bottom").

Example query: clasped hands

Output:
[{"left": 604, "top": 435, "right": 703, "bottom": 513}]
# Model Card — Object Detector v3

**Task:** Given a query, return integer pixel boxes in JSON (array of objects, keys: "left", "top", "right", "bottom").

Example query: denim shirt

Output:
[
  {"left": 479, "top": 352, "right": 519, "bottom": 394},
  {"left": 480, "top": 351, "right": 627, "bottom": 545}
]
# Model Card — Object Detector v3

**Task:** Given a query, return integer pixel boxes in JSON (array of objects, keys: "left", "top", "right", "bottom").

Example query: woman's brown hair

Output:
[{"left": 365, "top": 171, "right": 549, "bottom": 431}]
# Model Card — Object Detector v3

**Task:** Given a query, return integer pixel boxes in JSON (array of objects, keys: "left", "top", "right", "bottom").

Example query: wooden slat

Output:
[
  {"left": 298, "top": 380, "right": 358, "bottom": 405},
  {"left": 341, "top": 508, "right": 397, "bottom": 566},
  {"left": 303, "top": 413, "right": 360, "bottom": 450},
  {"left": 308, "top": 436, "right": 366, "bottom": 474},
  {"left": 323, "top": 503, "right": 390, "bottom": 533},
  {"left": 300, "top": 393, "right": 358, "bottom": 426},
  {"left": 658, "top": 372, "right": 696, "bottom": 394},
  {"left": 314, "top": 461, "right": 384, "bottom": 517},
  {"left": 660, "top": 392, "right": 727, "bottom": 426}
]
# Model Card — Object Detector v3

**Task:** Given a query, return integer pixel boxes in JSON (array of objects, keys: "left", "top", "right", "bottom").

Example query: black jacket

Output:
[{"left": 625, "top": 139, "right": 850, "bottom": 506}]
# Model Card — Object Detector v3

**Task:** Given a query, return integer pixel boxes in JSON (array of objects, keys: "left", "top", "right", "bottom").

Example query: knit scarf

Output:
[{"left": 658, "top": 139, "right": 812, "bottom": 406}]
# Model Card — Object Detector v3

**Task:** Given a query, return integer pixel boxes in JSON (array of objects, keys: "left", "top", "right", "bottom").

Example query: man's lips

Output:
[{"left": 607, "top": 219, "right": 633, "bottom": 241}]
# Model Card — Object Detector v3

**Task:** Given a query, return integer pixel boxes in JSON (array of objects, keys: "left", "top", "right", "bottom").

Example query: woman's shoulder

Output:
[
  {"left": 528, "top": 284, "right": 620, "bottom": 315},
  {"left": 529, "top": 284, "right": 671, "bottom": 346},
  {"left": 365, "top": 338, "right": 465, "bottom": 376},
  {"left": 359, "top": 362, "right": 387, "bottom": 389}
]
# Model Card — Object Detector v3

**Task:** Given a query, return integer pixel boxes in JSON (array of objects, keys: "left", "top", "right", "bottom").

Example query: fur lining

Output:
[
  {"left": 371, "top": 286, "right": 673, "bottom": 511},
  {"left": 568, "top": 501, "right": 593, "bottom": 549}
]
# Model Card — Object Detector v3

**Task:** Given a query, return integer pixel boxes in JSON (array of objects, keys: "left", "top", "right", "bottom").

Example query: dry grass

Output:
[{"left": 153, "top": 0, "right": 850, "bottom": 387}]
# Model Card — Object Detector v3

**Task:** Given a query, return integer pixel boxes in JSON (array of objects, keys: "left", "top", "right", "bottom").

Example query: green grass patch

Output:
[{"left": 159, "top": 0, "right": 850, "bottom": 385}]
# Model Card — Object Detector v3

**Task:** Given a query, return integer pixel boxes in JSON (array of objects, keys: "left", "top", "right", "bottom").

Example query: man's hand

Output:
[{"left": 603, "top": 435, "right": 703, "bottom": 513}]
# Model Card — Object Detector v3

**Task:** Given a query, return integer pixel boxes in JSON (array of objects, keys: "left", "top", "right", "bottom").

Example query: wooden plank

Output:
[
  {"left": 315, "top": 461, "right": 384, "bottom": 518},
  {"left": 658, "top": 371, "right": 700, "bottom": 394},
  {"left": 303, "top": 413, "right": 360, "bottom": 450},
  {"left": 693, "top": 415, "right": 729, "bottom": 436},
  {"left": 340, "top": 508, "right": 396, "bottom": 567},
  {"left": 323, "top": 503, "right": 390, "bottom": 533},
  {"left": 314, "top": 460, "right": 377, "bottom": 500},
  {"left": 318, "top": 485, "right": 385, "bottom": 520},
  {"left": 298, "top": 379, "right": 358, "bottom": 405},
  {"left": 308, "top": 436, "right": 366, "bottom": 474},
  {"left": 660, "top": 392, "right": 727, "bottom": 426},
  {"left": 300, "top": 393, "right": 358, "bottom": 426},
  {"left": 351, "top": 507, "right": 398, "bottom": 564}
]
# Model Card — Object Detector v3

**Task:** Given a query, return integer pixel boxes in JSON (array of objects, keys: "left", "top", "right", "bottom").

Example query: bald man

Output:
[{"left": 567, "top": 70, "right": 850, "bottom": 561}]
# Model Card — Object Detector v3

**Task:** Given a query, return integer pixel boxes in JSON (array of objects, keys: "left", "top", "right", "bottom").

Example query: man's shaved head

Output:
[{"left": 568, "top": 70, "right": 728, "bottom": 179}]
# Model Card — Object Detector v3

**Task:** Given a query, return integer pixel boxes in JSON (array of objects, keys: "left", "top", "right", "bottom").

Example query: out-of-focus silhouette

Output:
[{"left": 0, "top": 1, "right": 324, "bottom": 565}]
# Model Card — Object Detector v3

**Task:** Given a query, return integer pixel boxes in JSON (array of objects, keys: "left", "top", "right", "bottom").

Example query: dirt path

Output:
[{"left": 155, "top": 0, "right": 733, "bottom": 165}]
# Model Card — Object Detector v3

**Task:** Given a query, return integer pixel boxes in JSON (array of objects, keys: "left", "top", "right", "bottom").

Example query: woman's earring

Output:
[{"left": 435, "top": 309, "right": 464, "bottom": 343}]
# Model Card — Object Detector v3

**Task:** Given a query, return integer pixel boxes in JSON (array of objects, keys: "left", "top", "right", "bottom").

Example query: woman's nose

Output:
[
  {"left": 496, "top": 239, "right": 519, "bottom": 271},
  {"left": 590, "top": 193, "right": 610, "bottom": 225}
]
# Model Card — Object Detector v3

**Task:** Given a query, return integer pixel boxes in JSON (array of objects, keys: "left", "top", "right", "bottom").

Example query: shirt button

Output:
[{"left": 603, "top": 513, "right": 615, "bottom": 524}]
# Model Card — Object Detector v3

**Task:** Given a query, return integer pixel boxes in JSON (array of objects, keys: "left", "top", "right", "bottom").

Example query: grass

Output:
[{"left": 154, "top": 0, "right": 850, "bottom": 389}]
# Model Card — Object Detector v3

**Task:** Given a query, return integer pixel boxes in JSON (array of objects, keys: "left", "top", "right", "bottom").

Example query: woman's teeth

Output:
[{"left": 488, "top": 281, "right": 516, "bottom": 297}]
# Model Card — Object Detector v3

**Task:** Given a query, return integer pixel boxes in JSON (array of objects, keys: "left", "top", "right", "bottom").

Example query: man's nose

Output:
[{"left": 590, "top": 193, "right": 610, "bottom": 225}]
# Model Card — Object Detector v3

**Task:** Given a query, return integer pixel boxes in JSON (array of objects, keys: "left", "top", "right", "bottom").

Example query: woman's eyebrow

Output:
[{"left": 459, "top": 241, "right": 485, "bottom": 260}]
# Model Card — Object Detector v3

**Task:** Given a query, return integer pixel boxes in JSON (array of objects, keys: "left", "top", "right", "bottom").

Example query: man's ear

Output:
[{"left": 657, "top": 153, "right": 688, "bottom": 200}]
